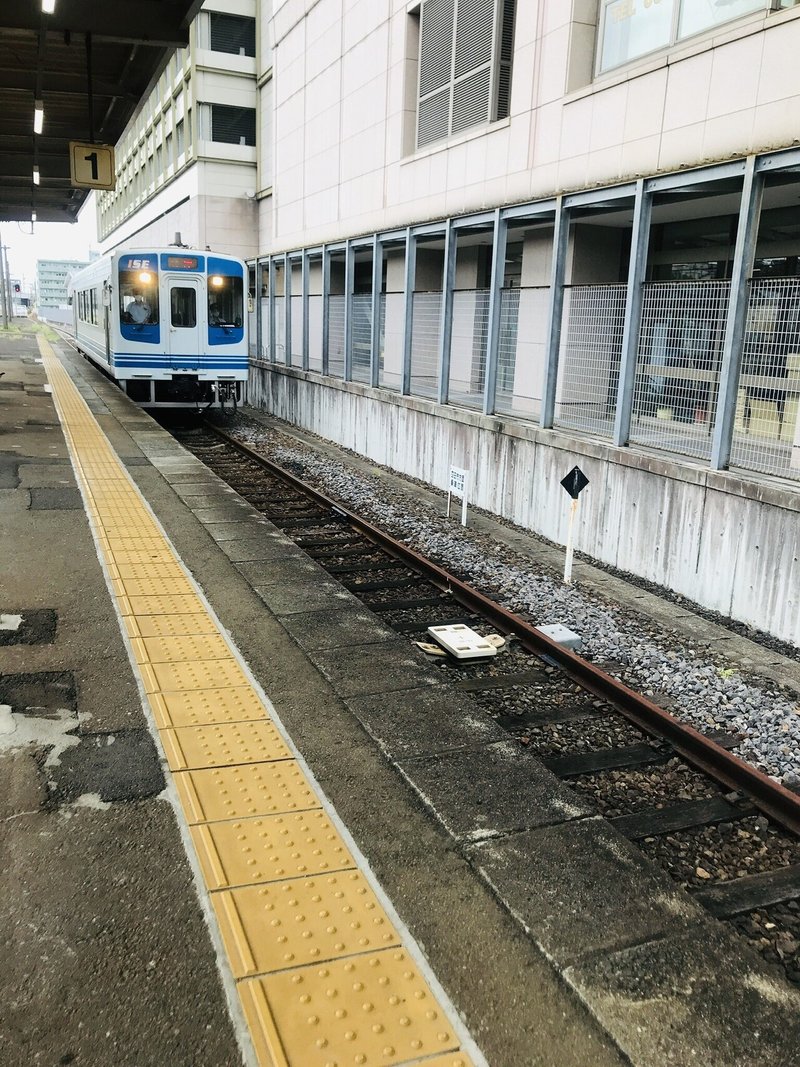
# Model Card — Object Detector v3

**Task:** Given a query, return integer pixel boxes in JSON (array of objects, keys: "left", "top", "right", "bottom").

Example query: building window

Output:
[
  {"left": 211, "top": 104, "right": 256, "bottom": 146},
  {"left": 209, "top": 13, "right": 256, "bottom": 57},
  {"left": 598, "top": 0, "right": 781, "bottom": 75},
  {"left": 416, "top": 0, "right": 516, "bottom": 150},
  {"left": 176, "top": 119, "right": 185, "bottom": 156}
]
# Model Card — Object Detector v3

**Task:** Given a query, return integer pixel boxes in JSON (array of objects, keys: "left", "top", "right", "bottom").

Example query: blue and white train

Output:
[{"left": 68, "top": 246, "right": 248, "bottom": 408}]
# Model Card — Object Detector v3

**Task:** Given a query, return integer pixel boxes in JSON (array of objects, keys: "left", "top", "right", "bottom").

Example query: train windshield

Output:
[
  {"left": 207, "top": 274, "right": 243, "bottom": 327},
  {"left": 119, "top": 269, "right": 159, "bottom": 325}
]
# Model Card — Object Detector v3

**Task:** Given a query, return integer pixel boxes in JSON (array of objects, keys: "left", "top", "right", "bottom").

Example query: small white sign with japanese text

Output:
[{"left": 447, "top": 466, "right": 469, "bottom": 526}]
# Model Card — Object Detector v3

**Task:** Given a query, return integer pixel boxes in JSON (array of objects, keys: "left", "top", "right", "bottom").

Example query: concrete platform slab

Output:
[
  {"left": 565, "top": 919, "right": 800, "bottom": 1067},
  {"left": 279, "top": 605, "right": 398, "bottom": 651},
  {"left": 471, "top": 817, "right": 702, "bottom": 964},
  {"left": 309, "top": 640, "right": 444, "bottom": 698},
  {"left": 346, "top": 686, "right": 507, "bottom": 758},
  {"left": 397, "top": 740, "right": 592, "bottom": 840}
]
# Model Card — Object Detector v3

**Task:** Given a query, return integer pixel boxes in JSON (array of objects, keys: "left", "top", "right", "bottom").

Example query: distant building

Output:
[
  {"left": 95, "top": 0, "right": 258, "bottom": 261},
  {"left": 37, "top": 258, "right": 90, "bottom": 323}
]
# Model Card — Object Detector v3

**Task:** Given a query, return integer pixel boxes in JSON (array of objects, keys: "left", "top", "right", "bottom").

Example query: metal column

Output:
[
  {"left": 268, "top": 257, "right": 276, "bottom": 363},
  {"left": 711, "top": 156, "right": 764, "bottom": 470},
  {"left": 613, "top": 179, "right": 652, "bottom": 446},
  {"left": 483, "top": 209, "right": 508, "bottom": 416},
  {"left": 254, "top": 257, "right": 262, "bottom": 361},
  {"left": 321, "top": 245, "right": 331, "bottom": 375},
  {"left": 370, "top": 236, "right": 382, "bottom": 388},
  {"left": 401, "top": 228, "right": 416, "bottom": 395},
  {"left": 301, "top": 251, "right": 310, "bottom": 371},
  {"left": 541, "top": 198, "right": 570, "bottom": 428},
  {"left": 344, "top": 240, "right": 354, "bottom": 381},
  {"left": 437, "top": 220, "right": 456, "bottom": 405},
  {"left": 284, "top": 252, "right": 292, "bottom": 367}
]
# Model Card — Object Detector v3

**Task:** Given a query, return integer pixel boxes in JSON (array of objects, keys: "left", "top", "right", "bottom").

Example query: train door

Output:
[{"left": 165, "top": 276, "right": 201, "bottom": 370}]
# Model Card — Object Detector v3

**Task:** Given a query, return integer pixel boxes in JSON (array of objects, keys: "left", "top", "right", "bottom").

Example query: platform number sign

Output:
[
  {"left": 69, "top": 142, "right": 116, "bottom": 191},
  {"left": 559, "top": 466, "right": 589, "bottom": 586}
]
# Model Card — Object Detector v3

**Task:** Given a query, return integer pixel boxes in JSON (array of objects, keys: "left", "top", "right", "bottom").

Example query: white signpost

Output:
[
  {"left": 559, "top": 465, "right": 589, "bottom": 585},
  {"left": 447, "top": 466, "right": 469, "bottom": 527},
  {"left": 69, "top": 142, "right": 116, "bottom": 190}
]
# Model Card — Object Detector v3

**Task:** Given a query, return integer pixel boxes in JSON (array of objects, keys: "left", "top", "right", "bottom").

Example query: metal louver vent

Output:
[
  {"left": 210, "top": 13, "right": 256, "bottom": 58},
  {"left": 211, "top": 104, "right": 257, "bottom": 147},
  {"left": 416, "top": 0, "right": 516, "bottom": 150},
  {"left": 418, "top": 88, "right": 451, "bottom": 147},
  {"left": 419, "top": 0, "right": 456, "bottom": 96},
  {"left": 452, "top": 67, "right": 491, "bottom": 134},
  {"left": 454, "top": 0, "right": 494, "bottom": 78}
]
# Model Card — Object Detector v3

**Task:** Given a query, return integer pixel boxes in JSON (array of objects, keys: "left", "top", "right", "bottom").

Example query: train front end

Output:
[{"left": 115, "top": 249, "right": 248, "bottom": 408}]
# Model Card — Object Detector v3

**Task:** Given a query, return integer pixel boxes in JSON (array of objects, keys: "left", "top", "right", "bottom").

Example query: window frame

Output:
[{"left": 596, "top": 0, "right": 787, "bottom": 77}]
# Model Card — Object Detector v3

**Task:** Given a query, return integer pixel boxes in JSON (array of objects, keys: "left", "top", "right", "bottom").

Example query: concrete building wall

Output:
[{"left": 264, "top": 1, "right": 800, "bottom": 252}]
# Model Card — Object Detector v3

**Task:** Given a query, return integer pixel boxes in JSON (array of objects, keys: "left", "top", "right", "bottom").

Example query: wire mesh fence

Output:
[
  {"left": 380, "top": 293, "right": 403, "bottom": 391},
  {"left": 273, "top": 296, "right": 286, "bottom": 363},
  {"left": 448, "top": 290, "right": 490, "bottom": 410},
  {"left": 327, "top": 295, "right": 345, "bottom": 378},
  {"left": 495, "top": 286, "right": 549, "bottom": 422},
  {"left": 730, "top": 277, "right": 800, "bottom": 480},
  {"left": 630, "top": 281, "right": 729, "bottom": 461},
  {"left": 259, "top": 297, "right": 269, "bottom": 359},
  {"left": 410, "top": 292, "right": 442, "bottom": 399},
  {"left": 308, "top": 294, "right": 323, "bottom": 372},
  {"left": 554, "top": 285, "right": 626, "bottom": 437},
  {"left": 290, "top": 295, "right": 303, "bottom": 368},
  {"left": 351, "top": 294, "right": 373, "bottom": 384}
]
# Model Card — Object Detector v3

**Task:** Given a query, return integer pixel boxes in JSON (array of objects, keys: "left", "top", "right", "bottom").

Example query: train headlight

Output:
[
  {"left": 210, "top": 275, "right": 224, "bottom": 288},
  {"left": 139, "top": 271, "right": 152, "bottom": 284}
]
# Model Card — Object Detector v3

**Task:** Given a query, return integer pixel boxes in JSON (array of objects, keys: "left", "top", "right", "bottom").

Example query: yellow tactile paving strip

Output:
[{"left": 39, "top": 336, "right": 477, "bottom": 1067}]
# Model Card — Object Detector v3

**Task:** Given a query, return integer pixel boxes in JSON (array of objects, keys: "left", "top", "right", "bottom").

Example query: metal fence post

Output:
[
  {"left": 255, "top": 256, "right": 263, "bottom": 361},
  {"left": 301, "top": 250, "right": 309, "bottom": 371},
  {"left": 437, "top": 219, "right": 456, "bottom": 405},
  {"left": 711, "top": 156, "right": 764, "bottom": 470},
  {"left": 284, "top": 252, "right": 292, "bottom": 367},
  {"left": 614, "top": 179, "right": 652, "bottom": 446},
  {"left": 321, "top": 244, "right": 330, "bottom": 375},
  {"left": 344, "top": 239, "right": 354, "bottom": 381},
  {"left": 401, "top": 228, "right": 416, "bottom": 395},
  {"left": 371, "top": 235, "right": 382, "bottom": 388},
  {"left": 483, "top": 208, "right": 507, "bottom": 416},
  {"left": 268, "top": 257, "right": 276, "bottom": 363},
  {"left": 541, "top": 198, "right": 569, "bottom": 428}
]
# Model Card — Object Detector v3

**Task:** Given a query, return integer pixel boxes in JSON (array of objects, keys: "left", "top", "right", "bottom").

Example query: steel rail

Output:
[{"left": 205, "top": 421, "right": 800, "bottom": 837}]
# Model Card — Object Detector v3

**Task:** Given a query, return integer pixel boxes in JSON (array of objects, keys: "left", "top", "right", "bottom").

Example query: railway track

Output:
[{"left": 174, "top": 418, "right": 800, "bottom": 985}]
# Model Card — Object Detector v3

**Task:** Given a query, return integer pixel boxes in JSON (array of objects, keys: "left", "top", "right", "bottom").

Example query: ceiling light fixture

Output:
[
  {"left": 33, "top": 166, "right": 40, "bottom": 185},
  {"left": 42, "top": 0, "right": 56, "bottom": 13},
  {"left": 34, "top": 100, "right": 44, "bottom": 134},
  {"left": 32, "top": 212, "right": 37, "bottom": 223}
]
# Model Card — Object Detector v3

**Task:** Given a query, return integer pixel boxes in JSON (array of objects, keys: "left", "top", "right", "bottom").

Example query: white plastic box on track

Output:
[
  {"left": 426, "top": 624, "right": 498, "bottom": 659},
  {"left": 538, "top": 623, "right": 582, "bottom": 652}
]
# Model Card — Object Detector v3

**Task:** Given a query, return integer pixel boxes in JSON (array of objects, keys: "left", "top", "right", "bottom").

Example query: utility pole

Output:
[
  {"left": 3, "top": 242, "right": 12, "bottom": 325},
  {"left": 0, "top": 233, "right": 8, "bottom": 330}
]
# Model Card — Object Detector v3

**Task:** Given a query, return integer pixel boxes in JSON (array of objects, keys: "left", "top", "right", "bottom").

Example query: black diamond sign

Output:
[{"left": 560, "top": 466, "right": 589, "bottom": 500}]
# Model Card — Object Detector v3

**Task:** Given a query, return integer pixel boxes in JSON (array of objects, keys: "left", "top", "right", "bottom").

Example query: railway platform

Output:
[{"left": 2, "top": 322, "right": 800, "bottom": 1067}]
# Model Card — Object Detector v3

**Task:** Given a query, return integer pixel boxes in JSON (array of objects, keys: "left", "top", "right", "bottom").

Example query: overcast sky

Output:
[{"left": 2, "top": 194, "right": 99, "bottom": 290}]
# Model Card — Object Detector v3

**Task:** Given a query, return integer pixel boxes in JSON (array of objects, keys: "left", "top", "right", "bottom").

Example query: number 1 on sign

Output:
[{"left": 84, "top": 152, "right": 99, "bottom": 181}]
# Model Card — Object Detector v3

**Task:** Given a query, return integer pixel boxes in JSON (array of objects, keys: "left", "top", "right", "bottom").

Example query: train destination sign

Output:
[{"left": 69, "top": 142, "right": 115, "bottom": 190}]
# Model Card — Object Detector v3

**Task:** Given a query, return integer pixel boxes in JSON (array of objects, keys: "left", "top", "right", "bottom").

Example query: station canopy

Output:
[{"left": 0, "top": 1, "right": 203, "bottom": 223}]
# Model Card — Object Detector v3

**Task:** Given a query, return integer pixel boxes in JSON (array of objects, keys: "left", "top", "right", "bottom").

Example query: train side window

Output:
[{"left": 171, "top": 287, "right": 197, "bottom": 328}]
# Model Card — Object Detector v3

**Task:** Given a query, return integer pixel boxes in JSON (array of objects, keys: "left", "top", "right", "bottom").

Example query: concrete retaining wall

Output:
[{"left": 249, "top": 364, "right": 800, "bottom": 647}]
